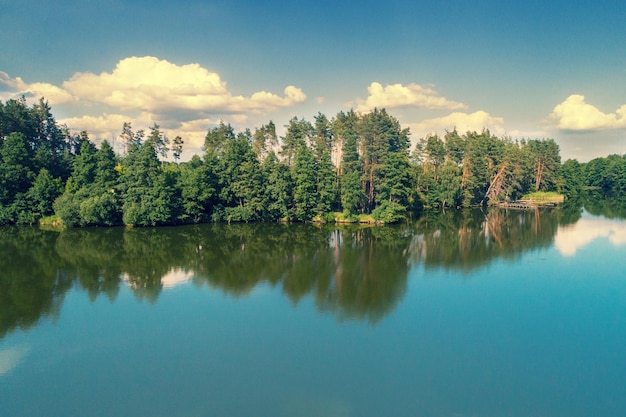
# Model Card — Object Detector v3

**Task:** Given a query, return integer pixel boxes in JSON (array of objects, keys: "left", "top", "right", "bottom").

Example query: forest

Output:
[{"left": 0, "top": 97, "right": 621, "bottom": 227}]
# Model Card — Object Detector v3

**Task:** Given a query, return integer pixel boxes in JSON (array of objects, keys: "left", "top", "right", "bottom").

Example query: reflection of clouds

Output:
[
  {"left": 555, "top": 216, "right": 626, "bottom": 256},
  {"left": 121, "top": 268, "right": 194, "bottom": 290},
  {"left": 0, "top": 345, "right": 30, "bottom": 377},
  {"left": 161, "top": 268, "right": 194, "bottom": 289}
]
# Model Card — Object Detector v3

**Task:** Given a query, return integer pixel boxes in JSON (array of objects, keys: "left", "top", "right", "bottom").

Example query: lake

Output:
[{"left": 1, "top": 206, "right": 625, "bottom": 417}]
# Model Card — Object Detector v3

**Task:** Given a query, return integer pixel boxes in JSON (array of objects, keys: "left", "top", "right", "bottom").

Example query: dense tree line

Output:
[{"left": 0, "top": 97, "right": 596, "bottom": 227}]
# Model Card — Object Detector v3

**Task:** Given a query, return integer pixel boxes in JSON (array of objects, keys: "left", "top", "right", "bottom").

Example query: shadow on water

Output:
[{"left": 0, "top": 201, "right": 592, "bottom": 337}]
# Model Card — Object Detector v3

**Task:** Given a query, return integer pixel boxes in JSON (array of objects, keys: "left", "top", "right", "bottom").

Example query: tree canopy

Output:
[{"left": 0, "top": 97, "right": 603, "bottom": 227}]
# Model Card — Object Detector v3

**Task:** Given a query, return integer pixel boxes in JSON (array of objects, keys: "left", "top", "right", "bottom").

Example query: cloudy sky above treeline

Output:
[{"left": 1, "top": 0, "right": 625, "bottom": 161}]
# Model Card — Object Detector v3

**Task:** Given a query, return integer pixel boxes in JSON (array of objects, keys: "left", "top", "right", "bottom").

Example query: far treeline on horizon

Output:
[{"left": 0, "top": 97, "right": 623, "bottom": 227}]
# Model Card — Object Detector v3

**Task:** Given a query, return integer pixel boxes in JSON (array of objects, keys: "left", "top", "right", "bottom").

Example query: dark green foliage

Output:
[
  {"left": 376, "top": 151, "right": 412, "bottom": 208},
  {"left": 281, "top": 117, "right": 313, "bottom": 166},
  {"left": 120, "top": 141, "right": 175, "bottom": 226},
  {"left": 262, "top": 152, "right": 294, "bottom": 221},
  {"left": 171, "top": 135, "right": 184, "bottom": 161},
  {"left": 54, "top": 137, "right": 122, "bottom": 227},
  {"left": 559, "top": 159, "right": 584, "bottom": 198},
  {"left": 371, "top": 200, "right": 407, "bottom": 223},
  {"left": 359, "top": 108, "right": 411, "bottom": 212},
  {"left": 217, "top": 131, "right": 264, "bottom": 221},
  {"left": 1, "top": 132, "right": 35, "bottom": 203},
  {"left": 28, "top": 168, "right": 62, "bottom": 219},
  {"left": 316, "top": 150, "right": 338, "bottom": 217},
  {"left": 0, "top": 99, "right": 72, "bottom": 224},
  {"left": 411, "top": 130, "right": 564, "bottom": 209},
  {"left": 293, "top": 144, "right": 318, "bottom": 221},
  {"left": 0, "top": 98, "right": 600, "bottom": 227},
  {"left": 178, "top": 155, "right": 217, "bottom": 223},
  {"left": 204, "top": 121, "right": 235, "bottom": 155},
  {"left": 252, "top": 121, "right": 277, "bottom": 161},
  {"left": 335, "top": 110, "right": 363, "bottom": 216}
]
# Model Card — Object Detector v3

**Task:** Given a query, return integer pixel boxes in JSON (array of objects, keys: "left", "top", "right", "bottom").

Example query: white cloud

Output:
[
  {"left": 506, "top": 128, "right": 549, "bottom": 138},
  {"left": 355, "top": 82, "right": 467, "bottom": 112},
  {"left": 59, "top": 112, "right": 214, "bottom": 157},
  {"left": 0, "top": 71, "right": 75, "bottom": 104},
  {"left": 406, "top": 110, "right": 505, "bottom": 138},
  {"left": 554, "top": 216, "right": 626, "bottom": 256},
  {"left": 62, "top": 56, "right": 306, "bottom": 114},
  {"left": 550, "top": 94, "right": 626, "bottom": 131},
  {"left": 59, "top": 113, "right": 134, "bottom": 137},
  {"left": 3, "top": 56, "right": 308, "bottom": 158}
]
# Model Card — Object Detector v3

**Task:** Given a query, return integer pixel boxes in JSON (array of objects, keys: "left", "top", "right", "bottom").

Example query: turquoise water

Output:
[{"left": 1, "top": 209, "right": 625, "bottom": 416}]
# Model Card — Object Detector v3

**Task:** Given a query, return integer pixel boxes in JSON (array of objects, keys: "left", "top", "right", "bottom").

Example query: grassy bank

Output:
[{"left": 520, "top": 191, "right": 565, "bottom": 204}]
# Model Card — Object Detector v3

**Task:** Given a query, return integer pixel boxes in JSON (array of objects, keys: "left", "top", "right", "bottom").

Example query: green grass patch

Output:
[
  {"left": 326, "top": 212, "right": 379, "bottom": 224},
  {"left": 521, "top": 191, "right": 565, "bottom": 203},
  {"left": 39, "top": 215, "right": 64, "bottom": 229}
]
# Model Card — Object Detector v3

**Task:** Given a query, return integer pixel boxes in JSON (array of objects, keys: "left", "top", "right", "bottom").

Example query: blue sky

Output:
[{"left": 1, "top": 0, "right": 626, "bottom": 161}]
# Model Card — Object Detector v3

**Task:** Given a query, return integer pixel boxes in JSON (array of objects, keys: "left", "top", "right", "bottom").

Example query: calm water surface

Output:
[{"left": 1, "top": 207, "right": 625, "bottom": 417}]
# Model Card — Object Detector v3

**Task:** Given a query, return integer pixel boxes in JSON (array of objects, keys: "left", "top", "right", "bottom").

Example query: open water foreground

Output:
[{"left": 1, "top": 207, "right": 625, "bottom": 417}]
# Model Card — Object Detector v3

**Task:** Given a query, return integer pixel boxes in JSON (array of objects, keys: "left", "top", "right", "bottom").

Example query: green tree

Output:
[
  {"left": 147, "top": 123, "right": 170, "bottom": 158},
  {"left": 178, "top": 155, "right": 217, "bottom": 223},
  {"left": 437, "top": 160, "right": 462, "bottom": 207},
  {"left": 559, "top": 159, "right": 584, "bottom": 199},
  {"left": 262, "top": 152, "right": 294, "bottom": 221},
  {"left": 293, "top": 144, "right": 317, "bottom": 221},
  {"left": 120, "top": 141, "right": 174, "bottom": 226},
  {"left": 523, "top": 139, "right": 561, "bottom": 192},
  {"left": 281, "top": 117, "right": 313, "bottom": 166},
  {"left": 204, "top": 121, "right": 235, "bottom": 155},
  {"left": 0, "top": 132, "right": 35, "bottom": 202},
  {"left": 71, "top": 139, "right": 98, "bottom": 190},
  {"left": 218, "top": 131, "right": 264, "bottom": 222},
  {"left": 334, "top": 110, "right": 363, "bottom": 216},
  {"left": 27, "top": 168, "right": 62, "bottom": 219},
  {"left": 171, "top": 136, "right": 184, "bottom": 161},
  {"left": 252, "top": 121, "right": 277, "bottom": 162},
  {"left": 358, "top": 108, "right": 410, "bottom": 212},
  {"left": 445, "top": 129, "right": 466, "bottom": 166},
  {"left": 316, "top": 150, "right": 337, "bottom": 218},
  {"left": 377, "top": 151, "right": 412, "bottom": 209}
]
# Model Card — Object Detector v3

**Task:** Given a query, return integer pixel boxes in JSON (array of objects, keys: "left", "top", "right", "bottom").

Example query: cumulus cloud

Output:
[
  {"left": 406, "top": 111, "right": 505, "bottom": 138},
  {"left": 59, "top": 112, "right": 212, "bottom": 156},
  {"left": 550, "top": 94, "right": 626, "bottom": 131},
  {"left": 4, "top": 56, "right": 308, "bottom": 158},
  {"left": 0, "top": 71, "right": 75, "bottom": 104},
  {"left": 59, "top": 113, "right": 135, "bottom": 137},
  {"left": 62, "top": 56, "right": 306, "bottom": 114},
  {"left": 355, "top": 82, "right": 467, "bottom": 112}
]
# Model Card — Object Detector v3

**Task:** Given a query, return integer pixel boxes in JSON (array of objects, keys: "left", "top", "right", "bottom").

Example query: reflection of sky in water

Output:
[
  {"left": 283, "top": 395, "right": 352, "bottom": 417},
  {"left": 0, "top": 346, "right": 29, "bottom": 377},
  {"left": 121, "top": 268, "right": 194, "bottom": 290},
  {"left": 2, "top": 214, "right": 626, "bottom": 417},
  {"left": 160, "top": 268, "right": 194, "bottom": 289},
  {"left": 555, "top": 213, "right": 626, "bottom": 256}
]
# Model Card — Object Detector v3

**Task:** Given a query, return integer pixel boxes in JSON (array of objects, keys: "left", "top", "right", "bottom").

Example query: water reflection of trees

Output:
[
  {"left": 583, "top": 191, "right": 626, "bottom": 219},
  {"left": 187, "top": 224, "right": 411, "bottom": 324},
  {"left": 408, "top": 208, "right": 577, "bottom": 272},
  {"left": 1, "top": 206, "right": 586, "bottom": 337},
  {"left": 0, "top": 227, "right": 73, "bottom": 338}
]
